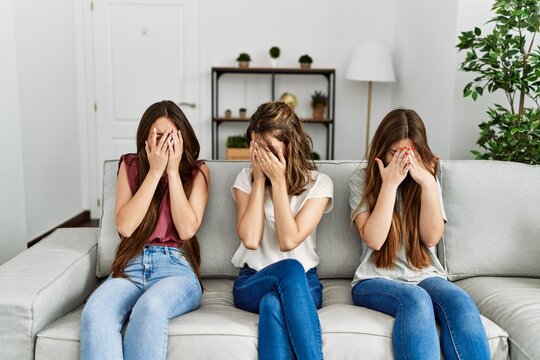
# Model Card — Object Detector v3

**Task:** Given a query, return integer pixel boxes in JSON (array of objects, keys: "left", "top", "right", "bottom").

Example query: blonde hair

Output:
[{"left": 246, "top": 102, "right": 316, "bottom": 196}]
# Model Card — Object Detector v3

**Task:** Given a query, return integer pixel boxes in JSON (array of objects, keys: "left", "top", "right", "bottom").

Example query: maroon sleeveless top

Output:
[{"left": 118, "top": 153, "right": 205, "bottom": 248}]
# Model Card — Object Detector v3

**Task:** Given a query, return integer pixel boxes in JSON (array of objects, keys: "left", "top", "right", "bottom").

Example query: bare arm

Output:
[
  {"left": 169, "top": 165, "right": 210, "bottom": 240},
  {"left": 353, "top": 148, "right": 409, "bottom": 251},
  {"left": 235, "top": 143, "right": 266, "bottom": 250},
  {"left": 115, "top": 131, "right": 170, "bottom": 238},
  {"left": 271, "top": 179, "right": 330, "bottom": 252},
  {"left": 408, "top": 150, "right": 444, "bottom": 247},
  {"left": 257, "top": 146, "right": 330, "bottom": 252}
]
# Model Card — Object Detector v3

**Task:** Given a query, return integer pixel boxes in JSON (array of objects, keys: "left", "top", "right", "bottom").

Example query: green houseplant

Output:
[
  {"left": 236, "top": 53, "right": 251, "bottom": 68},
  {"left": 226, "top": 135, "right": 250, "bottom": 160},
  {"left": 269, "top": 46, "right": 280, "bottom": 68},
  {"left": 457, "top": 0, "right": 540, "bottom": 164},
  {"left": 298, "top": 54, "right": 313, "bottom": 69},
  {"left": 310, "top": 90, "right": 328, "bottom": 120}
]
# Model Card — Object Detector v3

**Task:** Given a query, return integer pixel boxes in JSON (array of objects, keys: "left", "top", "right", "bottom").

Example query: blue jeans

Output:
[
  {"left": 233, "top": 259, "right": 323, "bottom": 360},
  {"left": 80, "top": 245, "right": 202, "bottom": 360},
  {"left": 352, "top": 277, "right": 490, "bottom": 360}
]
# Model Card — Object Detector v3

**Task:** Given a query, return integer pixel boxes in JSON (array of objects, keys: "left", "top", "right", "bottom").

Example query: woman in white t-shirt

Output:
[
  {"left": 231, "top": 102, "right": 333, "bottom": 360},
  {"left": 349, "top": 109, "right": 489, "bottom": 360}
]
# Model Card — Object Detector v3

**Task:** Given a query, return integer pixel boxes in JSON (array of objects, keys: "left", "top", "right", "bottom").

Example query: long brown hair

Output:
[
  {"left": 112, "top": 100, "right": 207, "bottom": 287},
  {"left": 246, "top": 102, "right": 316, "bottom": 195},
  {"left": 356, "top": 109, "right": 438, "bottom": 269}
]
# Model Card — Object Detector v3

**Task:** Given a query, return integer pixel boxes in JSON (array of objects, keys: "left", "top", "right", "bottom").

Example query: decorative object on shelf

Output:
[
  {"left": 457, "top": 0, "right": 540, "bottom": 164},
  {"left": 312, "top": 151, "right": 321, "bottom": 160},
  {"left": 346, "top": 42, "right": 395, "bottom": 155},
  {"left": 310, "top": 91, "right": 328, "bottom": 120},
  {"left": 279, "top": 92, "right": 298, "bottom": 110},
  {"left": 236, "top": 53, "right": 251, "bottom": 68},
  {"left": 298, "top": 54, "right": 313, "bottom": 69},
  {"left": 224, "top": 109, "right": 232, "bottom": 118},
  {"left": 226, "top": 135, "right": 250, "bottom": 160},
  {"left": 239, "top": 108, "right": 247, "bottom": 119},
  {"left": 269, "top": 46, "right": 281, "bottom": 68}
]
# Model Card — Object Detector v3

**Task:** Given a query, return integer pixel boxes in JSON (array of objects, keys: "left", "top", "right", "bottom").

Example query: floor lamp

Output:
[{"left": 346, "top": 42, "right": 396, "bottom": 155}]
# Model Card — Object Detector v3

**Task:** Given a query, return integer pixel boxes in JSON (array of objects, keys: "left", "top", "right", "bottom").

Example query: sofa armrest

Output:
[{"left": 0, "top": 228, "right": 99, "bottom": 360}]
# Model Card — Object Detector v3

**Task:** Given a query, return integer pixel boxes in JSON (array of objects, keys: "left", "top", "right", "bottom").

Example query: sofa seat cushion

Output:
[
  {"left": 456, "top": 277, "right": 540, "bottom": 360},
  {"left": 36, "top": 279, "right": 508, "bottom": 359}
]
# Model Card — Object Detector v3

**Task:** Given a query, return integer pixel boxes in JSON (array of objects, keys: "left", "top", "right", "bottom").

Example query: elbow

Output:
[
  {"left": 116, "top": 223, "right": 133, "bottom": 238},
  {"left": 179, "top": 230, "right": 197, "bottom": 241},
  {"left": 278, "top": 238, "right": 298, "bottom": 252},
  {"left": 240, "top": 237, "right": 259, "bottom": 250}
]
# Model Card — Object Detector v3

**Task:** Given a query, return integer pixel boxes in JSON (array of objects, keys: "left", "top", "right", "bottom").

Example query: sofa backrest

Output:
[
  {"left": 438, "top": 160, "right": 540, "bottom": 280},
  {"left": 97, "top": 160, "right": 363, "bottom": 279}
]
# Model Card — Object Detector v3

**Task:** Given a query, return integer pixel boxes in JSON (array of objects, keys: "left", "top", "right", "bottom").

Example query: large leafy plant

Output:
[{"left": 457, "top": 0, "right": 540, "bottom": 164}]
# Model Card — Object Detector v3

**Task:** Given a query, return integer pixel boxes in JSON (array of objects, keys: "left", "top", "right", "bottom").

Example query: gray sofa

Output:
[{"left": 1, "top": 160, "right": 539, "bottom": 359}]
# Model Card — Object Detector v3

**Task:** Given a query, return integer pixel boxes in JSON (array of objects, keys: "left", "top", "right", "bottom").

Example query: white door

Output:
[{"left": 91, "top": 0, "right": 200, "bottom": 217}]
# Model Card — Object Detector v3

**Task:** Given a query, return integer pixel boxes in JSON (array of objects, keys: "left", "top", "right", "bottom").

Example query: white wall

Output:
[
  {"left": 0, "top": 0, "right": 28, "bottom": 265},
  {"left": 391, "top": 0, "right": 458, "bottom": 159},
  {"left": 13, "top": 0, "right": 84, "bottom": 240},
  {"left": 205, "top": 0, "right": 396, "bottom": 160}
]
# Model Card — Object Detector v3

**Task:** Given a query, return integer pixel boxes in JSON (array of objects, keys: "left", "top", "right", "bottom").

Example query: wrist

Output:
[
  {"left": 271, "top": 177, "right": 287, "bottom": 189},
  {"left": 381, "top": 181, "right": 399, "bottom": 193},
  {"left": 420, "top": 177, "right": 437, "bottom": 191}
]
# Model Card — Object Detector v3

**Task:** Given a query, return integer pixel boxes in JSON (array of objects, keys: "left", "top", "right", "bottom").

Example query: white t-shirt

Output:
[{"left": 231, "top": 168, "right": 334, "bottom": 272}]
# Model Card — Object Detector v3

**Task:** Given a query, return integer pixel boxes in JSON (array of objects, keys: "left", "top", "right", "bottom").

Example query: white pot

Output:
[{"left": 270, "top": 58, "right": 279, "bottom": 68}]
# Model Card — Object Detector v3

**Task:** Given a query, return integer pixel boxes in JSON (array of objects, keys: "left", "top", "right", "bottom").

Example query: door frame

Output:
[{"left": 78, "top": 0, "right": 209, "bottom": 218}]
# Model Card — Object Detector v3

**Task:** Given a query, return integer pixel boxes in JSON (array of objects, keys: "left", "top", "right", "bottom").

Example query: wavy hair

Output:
[
  {"left": 355, "top": 109, "right": 438, "bottom": 269},
  {"left": 112, "top": 100, "right": 207, "bottom": 287},
  {"left": 246, "top": 101, "right": 316, "bottom": 195}
]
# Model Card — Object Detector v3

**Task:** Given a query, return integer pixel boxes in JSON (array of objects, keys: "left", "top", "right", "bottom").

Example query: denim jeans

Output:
[
  {"left": 233, "top": 259, "right": 323, "bottom": 360},
  {"left": 352, "top": 276, "right": 490, "bottom": 360},
  {"left": 80, "top": 245, "right": 202, "bottom": 360}
]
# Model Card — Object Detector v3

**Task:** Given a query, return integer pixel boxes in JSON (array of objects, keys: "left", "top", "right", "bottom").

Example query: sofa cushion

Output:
[
  {"left": 456, "top": 276, "right": 540, "bottom": 360},
  {"left": 438, "top": 160, "right": 540, "bottom": 280},
  {"left": 36, "top": 279, "right": 508, "bottom": 359},
  {"left": 97, "top": 160, "right": 363, "bottom": 279}
]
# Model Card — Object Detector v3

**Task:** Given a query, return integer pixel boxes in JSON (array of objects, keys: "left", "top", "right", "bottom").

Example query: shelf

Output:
[
  {"left": 211, "top": 66, "right": 335, "bottom": 159},
  {"left": 212, "top": 67, "right": 335, "bottom": 76},
  {"left": 213, "top": 117, "right": 334, "bottom": 124}
]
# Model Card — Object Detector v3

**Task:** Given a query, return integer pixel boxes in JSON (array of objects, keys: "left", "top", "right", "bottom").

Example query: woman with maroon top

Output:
[{"left": 80, "top": 101, "right": 210, "bottom": 360}]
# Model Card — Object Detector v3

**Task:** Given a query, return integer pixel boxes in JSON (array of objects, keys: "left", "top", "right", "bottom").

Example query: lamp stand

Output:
[{"left": 365, "top": 81, "right": 372, "bottom": 155}]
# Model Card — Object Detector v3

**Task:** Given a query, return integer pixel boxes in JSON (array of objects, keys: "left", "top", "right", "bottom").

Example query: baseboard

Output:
[{"left": 27, "top": 210, "right": 91, "bottom": 248}]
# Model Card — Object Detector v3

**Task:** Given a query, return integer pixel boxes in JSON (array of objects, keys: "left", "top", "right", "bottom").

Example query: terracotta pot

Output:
[
  {"left": 312, "top": 104, "right": 326, "bottom": 120},
  {"left": 227, "top": 148, "right": 250, "bottom": 160},
  {"left": 300, "top": 62, "right": 311, "bottom": 69},
  {"left": 238, "top": 61, "right": 250, "bottom": 68}
]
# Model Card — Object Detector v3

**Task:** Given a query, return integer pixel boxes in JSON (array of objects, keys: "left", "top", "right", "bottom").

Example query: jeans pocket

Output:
[{"left": 167, "top": 250, "right": 189, "bottom": 268}]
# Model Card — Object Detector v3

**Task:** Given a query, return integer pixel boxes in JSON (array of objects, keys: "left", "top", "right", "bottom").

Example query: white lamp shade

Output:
[{"left": 346, "top": 42, "right": 396, "bottom": 82}]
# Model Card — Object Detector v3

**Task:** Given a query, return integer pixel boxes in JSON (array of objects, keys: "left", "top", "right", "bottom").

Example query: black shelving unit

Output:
[{"left": 211, "top": 67, "right": 336, "bottom": 159}]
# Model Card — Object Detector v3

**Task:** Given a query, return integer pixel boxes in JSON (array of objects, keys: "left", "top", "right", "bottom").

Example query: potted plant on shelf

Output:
[
  {"left": 226, "top": 135, "right": 250, "bottom": 160},
  {"left": 224, "top": 109, "right": 232, "bottom": 118},
  {"left": 236, "top": 53, "right": 251, "bottom": 68},
  {"left": 457, "top": 0, "right": 540, "bottom": 164},
  {"left": 269, "top": 46, "right": 281, "bottom": 68},
  {"left": 239, "top": 107, "right": 247, "bottom": 119},
  {"left": 310, "top": 90, "right": 328, "bottom": 120},
  {"left": 298, "top": 54, "right": 313, "bottom": 69}
]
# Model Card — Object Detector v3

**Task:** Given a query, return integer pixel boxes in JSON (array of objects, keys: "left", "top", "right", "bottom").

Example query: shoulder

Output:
[
  {"left": 349, "top": 166, "right": 366, "bottom": 188},
  {"left": 308, "top": 171, "right": 333, "bottom": 195},
  {"left": 194, "top": 160, "right": 210, "bottom": 178},
  {"left": 118, "top": 153, "right": 138, "bottom": 176}
]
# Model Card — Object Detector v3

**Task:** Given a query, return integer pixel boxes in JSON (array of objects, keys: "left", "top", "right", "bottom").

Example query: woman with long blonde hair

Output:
[
  {"left": 231, "top": 102, "right": 333, "bottom": 360},
  {"left": 349, "top": 109, "right": 489, "bottom": 359},
  {"left": 80, "top": 100, "right": 209, "bottom": 360}
]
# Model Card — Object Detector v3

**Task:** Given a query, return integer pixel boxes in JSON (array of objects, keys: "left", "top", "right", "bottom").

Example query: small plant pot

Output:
[
  {"left": 238, "top": 61, "right": 250, "bottom": 68},
  {"left": 224, "top": 109, "right": 232, "bottom": 118},
  {"left": 300, "top": 62, "right": 311, "bottom": 69},
  {"left": 270, "top": 58, "right": 279, "bottom": 68},
  {"left": 227, "top": 148, "right": 250, "bottom": 160},
  {"left": 239, "top": 109, "right": 247, "bottom": 119},
  {"left": 312, "top": 104, "right": 326, "bottom": 120}
]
